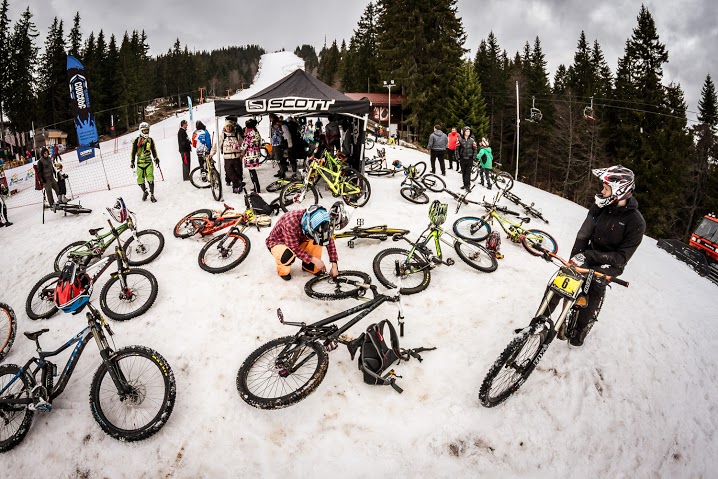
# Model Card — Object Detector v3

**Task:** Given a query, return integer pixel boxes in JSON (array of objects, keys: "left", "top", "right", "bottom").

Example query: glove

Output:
[
  {"left": 583, "top": 250, "right": 600, "bottom": 264},
  {"left": 155, "top": 158, "right": 160, "bottom": 167},
  {"left": 570, "top": 253, "right": 586, "bottom": 267},
  {"left": 130, "top": 161, "right": 135, "bottom": 169}
]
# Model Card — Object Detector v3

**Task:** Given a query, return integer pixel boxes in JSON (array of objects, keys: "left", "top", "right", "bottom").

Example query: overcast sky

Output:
[{"left": 7, "top": 0, "right": 716, "bottom": 120}]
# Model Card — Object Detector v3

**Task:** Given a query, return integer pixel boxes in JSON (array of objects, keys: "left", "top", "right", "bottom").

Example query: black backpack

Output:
[
  {"left": 244, "top": 192, "right": 275, "bottom": 216},
  {"left": 348, "top": 320, "right": 435, "bottom": 394}
]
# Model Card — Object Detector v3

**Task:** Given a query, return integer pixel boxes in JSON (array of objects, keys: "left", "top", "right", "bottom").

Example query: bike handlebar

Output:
[{"left": 537, "top": 247, "right": 629, "bottom": 288}]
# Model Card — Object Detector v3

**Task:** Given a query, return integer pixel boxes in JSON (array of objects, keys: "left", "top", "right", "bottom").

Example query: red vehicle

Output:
[
  {"left": 689, "top": 214, "right": 718, "bottom": 262},
  {"left": 658, "top": 213, "right": 718, "bottom": 285}
]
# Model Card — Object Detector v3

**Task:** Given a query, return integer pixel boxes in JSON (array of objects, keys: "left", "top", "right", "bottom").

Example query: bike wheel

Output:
[
  {"left": 452, "top": 216, "right": 491, "bottom": 242},
  {"left": 479, "top": 322, "right": 548, "bottom": 407},
  {"left": 236, "top": 336, "right": 328, "bottom": 409},
  {"left": 412, "top": 161, "right": 427, "bottom": 177},
  {"left": 494, "top": 171, "right": 514, "bottom": 192},
  {"left": 454, "top": 240, "right": 498, "bottom": 272},
  {"left": 62, "top": 204, "right": 92, "bottom": 215},
  {"left": 400, "top": 186, "right": 429, "bottom": 204},
  {"left": 365, "top": 136, "right": 375, "bottom": 150},
  {"left": 0, "top": 364, "right": 35, "bottom": 452},
  {"left": 372, "top": 247, "right": 431, "bottom": 295},
  {"left": 341, "top": 168, "right": 371, "bottom": 207},
  {"left": 367, "top": 168, "right": 394, "bottom": 177},
  {"left": 259, "top": 146, "right": 269, "bottom": 163},
  {"left": 0, "top": 303, "right": 17, "bottom": 361},
  {"left": 198, "top": 231, "right": 251, "bottom": 274},
  {"left": 266, "top": 180, "right": 286, "bottom": 193},
  {"left": 304, "top": 271, "right": 372, "bottom": 300},
  {"left": 89, "top": 346, "right": 176, "bottom": 441},
  {"left": 211, "top": 167, "right": 222, "bottom": 201},
  {"left": 53, "top": 240, "right": 92, "bottom": 272},
  {"left": 189, "top": 167, "right": 210, "bottom": 189},
  {"left": 123, "top": 230, "right": 165, "bottom": 266},
  {"left": 421, "top": 174, "right": 446, "bottom": 192},
  {"left": 173, "top": 209, "right": 213, "bottom": 238},
  {"left": 26, "top": 271, "right": 60, "bottom": 320},
  {"left": 279, "top": 181, "right": 319, "bottom": 212},
  {"left": 99, "top": 268, "right": 158, "bottom": 321},
  {"left": 471, "top": 164, "right": 480, "bottom": 182},
  {"left": 521, "top": 229, "right": 558, "bottom": 256}
]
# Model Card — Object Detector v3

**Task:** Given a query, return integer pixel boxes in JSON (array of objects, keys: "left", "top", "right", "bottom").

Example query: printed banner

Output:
[
  {"left": 3, "top": 162, "right": 36, "bottom": 193},
  {"left": 76, "top": 145, "right": 96, "bottom": 162},
  {"left": 67, "top": 55, "right": 99, "bottom": 156},
  {"left": 188, "top": 96, "right": 193, "bottom": 123}
]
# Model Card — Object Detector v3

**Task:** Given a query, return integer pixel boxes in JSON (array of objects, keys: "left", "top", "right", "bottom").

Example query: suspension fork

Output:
[{"left": 89, "top": 312, "right": 130, "bottom": 395}]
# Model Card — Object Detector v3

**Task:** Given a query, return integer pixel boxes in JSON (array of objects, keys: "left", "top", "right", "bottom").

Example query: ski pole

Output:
[{"left": 157, "top": 164, "right": 165, "bottom": 181}]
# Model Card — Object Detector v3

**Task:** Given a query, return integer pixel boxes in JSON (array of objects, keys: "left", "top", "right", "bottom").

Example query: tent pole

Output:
[{"left": 215, "top": 116, "right": 223, "bottom": 200}]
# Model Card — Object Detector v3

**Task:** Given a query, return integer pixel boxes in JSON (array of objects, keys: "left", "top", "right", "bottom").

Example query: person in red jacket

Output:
[{"left": 447, "top": 127, "right": 459, "bottom": 171}]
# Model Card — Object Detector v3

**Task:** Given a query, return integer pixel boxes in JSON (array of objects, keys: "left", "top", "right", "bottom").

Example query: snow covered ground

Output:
[{"left": 1, "top": 52, "right": 716, "bottom": 478}]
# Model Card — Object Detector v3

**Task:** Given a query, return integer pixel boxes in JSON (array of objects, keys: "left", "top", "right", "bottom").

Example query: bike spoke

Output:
[
  {"left": 104, "top": 274, "right": 154, "bottom": 316},
  {"left": 487, "top": 333, "right": 542, "bottom": 400},
  {"left": 127, "top": 235, "right": 161, "bottom": 262},
  {"left": 244, "top": 343, "right": 319, "bottom": 400}
]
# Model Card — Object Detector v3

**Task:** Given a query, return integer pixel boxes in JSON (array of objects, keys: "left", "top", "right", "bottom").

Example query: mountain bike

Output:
[
  {"left": 173, "top": 203, "right": 246, "bottom": 239},
  {"left": 398, "top": 165, "right": 437, "bottom": 204},
  {"left": 373, "top": 202, "right": 498, "bottom": 295},
  {"left": 334, "top": 223, "right": 410, "bottom": 245},
  {"left": 190, "top": 155, "right": 223, "bottom": 201},
  {"left": 54, "top": 211, "right": 164, "bottom": 272},
  {"left": 479, "top": 248, "right": 629, "bottom": 407},
  {"left": 0, "top": 301, "right": 175, "bottom": 452},
  {"left": 420, "top": 176, "right": 490, "bottom": 214},
  {"left": 27, "top": 221, "right": 159, "bottom": 321},
  {"left": 279, "top": 152, "right": 371, "bottom": 212},
  {"left": 502, "top": 190, "right": 549, "bottom": 223},
  {"left": 236, "top": 272, "right": 406, "bottom": 409},
  {"left": 0, "top": 303, "right": 16, "bottom": 362},
  {"left": 452, "top": 198, "right": 558, "bottom": 257},
  {"left": 470, "top": 162, "right": 514, "bottom": 191}
]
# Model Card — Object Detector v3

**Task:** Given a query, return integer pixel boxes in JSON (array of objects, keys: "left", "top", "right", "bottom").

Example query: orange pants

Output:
[{"left": 270, "top": 240, "right": 323, "bottom": 277}]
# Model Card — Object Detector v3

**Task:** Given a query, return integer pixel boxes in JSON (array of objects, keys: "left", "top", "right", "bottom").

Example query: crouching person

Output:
[{"left": 265, "top": 203, "right": 348, "bottom": 281}]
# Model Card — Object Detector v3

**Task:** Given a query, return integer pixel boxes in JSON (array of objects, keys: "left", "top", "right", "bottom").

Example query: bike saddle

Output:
[
  {"left": 89, "top": 227, "right": 104, "bottom": 236},
  {"left": 223, "top": 203, "right": 234, "bottom": 211},
  {"left": 521, "top": 217, "right": 531, "bottom": 224},
  {"left": 25, "top": 329, "right": 50, "bottom": 341}
]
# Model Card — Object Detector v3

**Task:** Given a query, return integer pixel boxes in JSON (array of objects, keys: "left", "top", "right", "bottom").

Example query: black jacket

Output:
[
  {"left": 571, "top": 196, "right": 646, "bottom": 276},
  {"left": 178, "top": 127, "right": 191, "bottom": 153},
  {"left": 455, "top": 136, "right": 477, "bottom": 161}
]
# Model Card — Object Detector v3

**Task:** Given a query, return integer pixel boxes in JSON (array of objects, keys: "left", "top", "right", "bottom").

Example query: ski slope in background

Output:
[{"left": 0, "top": 52, "right": 716, "bottom": 478}]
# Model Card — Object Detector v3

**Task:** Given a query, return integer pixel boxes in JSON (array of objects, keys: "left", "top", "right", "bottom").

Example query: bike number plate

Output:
[{"left": 552, "top": 273, "right": 581, "bottom": 296}]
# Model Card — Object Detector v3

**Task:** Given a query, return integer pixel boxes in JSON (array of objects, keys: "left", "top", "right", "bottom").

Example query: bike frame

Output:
[
  {"left": 405, "top": 223, "right": 463, "bottom": 265},
  {"left": 68, "top": 218, "right": 135, "bottom": 259},
  {"left": 309, "top": 159, "right": 361, "bottom": 197},
  {"left": 484, "top": 208, "right": 539, "bottom": 242}
]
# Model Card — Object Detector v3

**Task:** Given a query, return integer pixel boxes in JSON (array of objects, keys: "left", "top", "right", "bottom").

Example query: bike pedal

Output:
[
  {"left": 445, "top": 258, "right": 455, "bottom": 266},
  {"left": 29, "top": 400, "right": 52, "bottom": 412}
]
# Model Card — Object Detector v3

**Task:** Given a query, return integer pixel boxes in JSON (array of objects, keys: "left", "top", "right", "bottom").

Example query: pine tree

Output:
[
  {"left": 0, "top": 0, "right": 11, "bottom": 135},
  {"left": 6, "top": 7, "right": 39, "bottom": 133},
  {"left": 38, "top": 17, "right": 69, "bottom": 127},
  {"left": 697, "top": 74, "right": 718, "bottom": 131},
  {"left": 68, "top": 12, "right": 82, "bottom": 58},
  {"left": 294, "top": 45, "right": 319, "bottom": 75},
  {"left": 341, "top": 2, "right": 381, "bottom": 92},
  {"left": 445, "top": 60, "right": 488, "bottom": 136},
  {"left": 317, "top": 40, "right": 340, "bottom": 87}
]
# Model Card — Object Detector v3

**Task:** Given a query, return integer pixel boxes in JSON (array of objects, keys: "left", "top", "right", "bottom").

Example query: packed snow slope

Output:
[{"left": 0, "top": 52, "right": 715, "bottom": 478}]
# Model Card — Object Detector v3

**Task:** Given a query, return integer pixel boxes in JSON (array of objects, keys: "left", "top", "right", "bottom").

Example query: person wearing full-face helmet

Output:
[
  {"left": 549, "top": 165, "right": 646, "bottom": 347},
  {"left": 130, "top": 122, "right": 160, "bottom": 202}
]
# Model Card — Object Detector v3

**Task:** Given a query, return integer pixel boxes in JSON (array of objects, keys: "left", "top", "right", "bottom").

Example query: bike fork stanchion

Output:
[{"left": 394, "top": 259, "right": 405, "bottom": 336}]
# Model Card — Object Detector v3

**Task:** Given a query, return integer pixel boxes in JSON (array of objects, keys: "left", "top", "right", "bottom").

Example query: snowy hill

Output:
[{"left": 0, "top": 52, "right": 715, "bottom": 478}]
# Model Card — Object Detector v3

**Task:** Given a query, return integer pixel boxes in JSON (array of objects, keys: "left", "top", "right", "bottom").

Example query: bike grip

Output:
[{"left": 611, "top": 277, "right": 629, "bottom": 287}]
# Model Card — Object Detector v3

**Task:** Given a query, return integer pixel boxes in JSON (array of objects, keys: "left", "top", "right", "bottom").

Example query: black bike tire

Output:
[
  {"left": 340, "top": 168, "right": 371, "bottom": 207},
  {"left": 471, "top": 164, "right": 480, "bottom": 182},
  {"left": 0, "top": 364, "right": 35, "bottom": 452},
  {"left": 0, "top": 303, "right": 17, "bottom": 362},
  {"left": 266, "top": 180, "right": 286, "bottom": 193},
  {"left": 198, "top": 232, "right": 251, "bottom": 274},
  {"left": 454, "top": 240, "right": 498, "bottom": 273},
  {"left": 521, "top": 229, "right": 558, "bottom": 256},
  {"left": 452, "top": 216, "right": 492, "bottom": 242},
  {"left": 173, "top": 209, "right": 213, "bottom": 238},
  {"left": 99, "top": 268, "right": 158, "bottom": 321},
  {"left": 189, "top": 167, "right": 211, "bottom": 189},
  {"left": 211, "top": 167, "right": 222, "bottom": 201},
  {"left": 26, "top": 271, "right": 61, "bottom": 320},
  {"left": 479, "top": 323, "right": 548, "bottom": 407},
  {"left": 304, "top": 270, "right": 372, "bottom": 300},
  {"left": 53, "top": 240, "right": 91, "bottom": 272},
  {"left": 259, "top": 146, "right": 270, "bottom": 164},
  {"left": 413, "top": 161, "right": 427, "bottom": 177},
  {"left": 421, "top": 174, "right": 446, "bottom": 192},
  {"left": 123, "top": 230, "right": 165, "bottom": 266},
  {"left": 279, "top": 181, "right": 319, "bottom": 212},
  {"left": 494, "top": 171, "right": 514, "bottom": 192},
  {"left": 236, "top": 336, "right": 328, "bottom": 410},
  {"left": 400, "top": 186, "right": 429, "bottom": 204},
  {"left": 89, "top": 346, "right": 176, "bottom": 441},
  {"left": 366, "top": 168, "right": 394, "bottom": 177},
  {"left": 372, "top": 247, "right": 431, "bottom": 295},
  {"left": 365, "top": 136, "right": 375, "bottom": 150}
]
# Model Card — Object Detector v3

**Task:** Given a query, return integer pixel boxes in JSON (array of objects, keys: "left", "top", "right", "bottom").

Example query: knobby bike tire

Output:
[
  {"left": 470, "top": 164, "right": 480, "bottom": 182},
  {"left": 421, "top": 174, "right": 446, "bottom": 192},
  {"left": 26, "top": 271, "right": 61, "bottom": 320},
  {"left": 54, "top": 240, "right": 92, "bottom": 272},
  {"left": 236, "top": 336, "right": 329, "bottom": 410},
  {"left": 61, "top": 204, "right": 92, "bottom": 215},
  {"left": 266, "top": 180, "right": 289, "bottom": 193},
  {"left": 493, "top": 171, "right": 514, "bottom": 192},
  {"left": 412, "top": 161, "right": 428, "bottom": 178},
  {"left": 372, "top": 247, "right": 431, "bottom": 295},
  {"left": 452, "top": 217, "right": 492, "bottom": 242},
  {"left": 366, "top": 168, "right": 395, "bottom": 177},
  {"left": 400, "top": 186, "right": 429, "bottom": 204},
  {"left": 174, "top": 209, "right": 213, "bottom": 238},
  {"left": 454, "top": 240, "right": 499, "bottom": 272},
  {"left": 304, "top": 270, "right": 372, "bottom": 300},
  {"left": 189, "top": 167, "right": 211, "bottom": 189},
  {"left": 211, "top": 167, "right": 223, "bottom": 201},
  {"left": 99, "top": 268, "right": 158, "bottom": 321},
  {"left": 198, "top": 231, "right": 251, "bottom": 274},
  {"left": 0, "top": 303, "right": 17, "bottom": 362},
  {"left": 340, "top": 168, "right": 371, "bottom": 207},
  {"left": 521, "top": 229, "right": 558, "bottom": 256},
  {"left": 0, "top": 364, "right": 35, "bottom": 452},
  {"left": 123, "top": 230, "right": 165, "bottom": 266},
  {"left": 279, "top": 181, "right": 319, "bottom": 212},
  {"left": 479, "top": 322, "right": 549, "bottom": 407},
  {"left": 89, "top": 346, "right": 176, "bottom": 442},
  {"left": 365, "top": 136, "right": 375, "bottom": 150}
]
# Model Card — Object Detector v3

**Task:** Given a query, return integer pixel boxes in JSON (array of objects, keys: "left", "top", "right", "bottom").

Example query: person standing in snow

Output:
[
  {"left": 37, "top": 147, "right": 60, "bottom": 209},
  {"left": 0, "top": 191, "right": 11, "bottom": 227},
  {"left": 476, "top": 137, "right": 494, "bottom": 189},
  {"left": 209, "top": 118, "right": 244, "bottom": 193},
  {"left": 427, "top": 124, "right": 448, "bottom": 175},
  {"left": 447, "top": 127, "right": 459, "bottom": 171},
  {"left": 239, "top": 118, "right": 262, "bottom": 193},
  {"left": 192, "top": 121, "right": 212, "bottom": 181},
  {"left": 455, "top": 126, "right": 478, "bottom": 190},
  {"left": 130, "top": 122, "right": 160, "bottom": 202},
  {"left": 178, "top": 120, "right": 192, "bottom": 181}
]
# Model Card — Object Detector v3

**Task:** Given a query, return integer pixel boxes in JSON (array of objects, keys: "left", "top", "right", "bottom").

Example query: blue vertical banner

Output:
[
  {"left": 67, "top": 55, "right": 99, "bottom": 162},
  {"left": 188, "top": 96, "right": 194, "bottom": 123}
]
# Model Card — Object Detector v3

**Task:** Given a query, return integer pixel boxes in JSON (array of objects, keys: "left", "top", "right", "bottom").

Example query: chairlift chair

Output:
[
  {"left": 525, "top": 97, "right": 543, "bottom": 123},
  {"left": 583, "top": 106, "right": 596, "bottom": 121}
]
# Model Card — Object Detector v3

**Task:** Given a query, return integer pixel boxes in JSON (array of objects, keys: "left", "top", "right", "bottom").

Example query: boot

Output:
[
  {"left": 150, "top": 194, "right": 157, "bottom": 203},
  {"left": 140, "top": 184, "right": 148, "bottom": 201}
]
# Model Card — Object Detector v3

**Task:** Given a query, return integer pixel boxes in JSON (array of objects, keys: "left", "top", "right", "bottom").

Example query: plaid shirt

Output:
[{"left": 266, "top": 209, "right": 338, "bottom": 264}]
